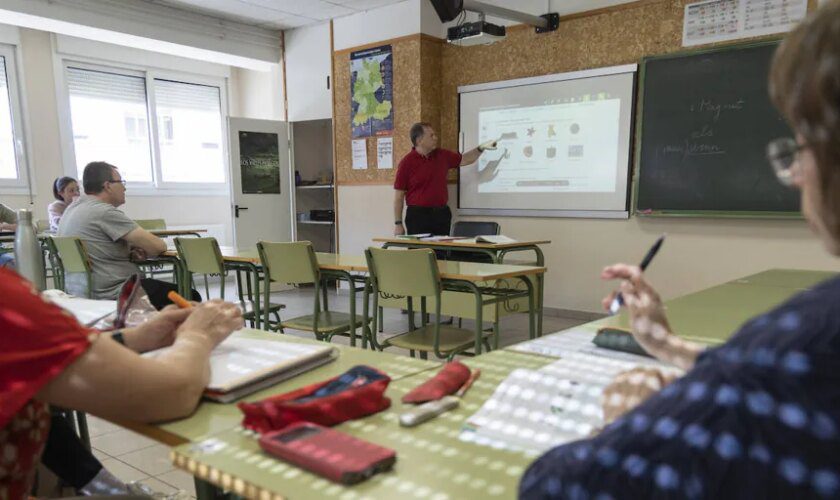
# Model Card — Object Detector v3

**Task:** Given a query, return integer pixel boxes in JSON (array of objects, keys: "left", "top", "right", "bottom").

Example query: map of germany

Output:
[{"left": 350, "top": 45, "right": 393, "bottom": 138}]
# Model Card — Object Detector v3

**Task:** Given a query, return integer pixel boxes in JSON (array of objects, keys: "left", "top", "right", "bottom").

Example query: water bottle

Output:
[{"left": 14, "top": 209, "right": 46, "bottom": 290}]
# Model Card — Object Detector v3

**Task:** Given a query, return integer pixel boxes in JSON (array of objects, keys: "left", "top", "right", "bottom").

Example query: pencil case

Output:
[{"left": 592, "top": 327, "right": 652, "bottom": 357}]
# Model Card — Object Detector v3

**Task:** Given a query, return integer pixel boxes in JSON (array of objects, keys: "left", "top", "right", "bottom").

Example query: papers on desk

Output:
[
  {"left": 42, "top": 289, "right": 116, "bottom": 327},
  {"left": 510, "top": 328, "right": 664, "bottom": 364},
  {"left": 396, "top": 233, "right": 432, "bottom": 240},
  {"left": 419, "top": 236, "right": 469, "bottom": 242},
  {"left": 461, "top": 329, "right": 679, "bottom": 454},
  {"left": 475, "top": 235, "right": 517, "bottom": 244},
  {"left": 144, "top": 336, "right": 338, "bottom": 403}
]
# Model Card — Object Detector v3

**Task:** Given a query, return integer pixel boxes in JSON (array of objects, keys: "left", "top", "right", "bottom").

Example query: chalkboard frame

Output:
[{"left": 632, "top": 39, "right": 802, "bottom": 219}]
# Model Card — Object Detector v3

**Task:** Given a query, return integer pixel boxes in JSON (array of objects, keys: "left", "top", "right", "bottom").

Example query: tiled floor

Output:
[{"left": 86, "top": 282, "right": 588, "bottom": 496}]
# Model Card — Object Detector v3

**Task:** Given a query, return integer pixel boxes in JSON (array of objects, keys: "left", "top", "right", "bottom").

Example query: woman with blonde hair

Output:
[{"left": 520, "top": 2, "right": 840, "bottom": 498}]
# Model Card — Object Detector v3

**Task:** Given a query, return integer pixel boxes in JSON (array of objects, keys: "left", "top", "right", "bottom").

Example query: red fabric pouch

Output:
[
  {"left": 239, "top": 365, "right": 391, "bottom": 433},
  {"left": 402, "top": 361, "right": 471, "bottom": 404}
]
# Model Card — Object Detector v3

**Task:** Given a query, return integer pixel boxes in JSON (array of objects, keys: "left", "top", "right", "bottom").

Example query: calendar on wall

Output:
[{"left": 682, "top": 0, "right": 808, "bottom": 47}]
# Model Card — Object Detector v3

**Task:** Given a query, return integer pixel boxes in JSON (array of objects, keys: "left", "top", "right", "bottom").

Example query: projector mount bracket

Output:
[{"left": 461, "top": 0, "right": 559, "bottom": 33}]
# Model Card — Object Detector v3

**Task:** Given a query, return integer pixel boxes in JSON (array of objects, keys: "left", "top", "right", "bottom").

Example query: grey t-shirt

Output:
[{"left": 57, "top": 196, "right": 142, "bottom": 299}]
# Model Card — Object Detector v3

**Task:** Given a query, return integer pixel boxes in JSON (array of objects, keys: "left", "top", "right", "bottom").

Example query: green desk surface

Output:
[
  {"left": 171, "top": 350, "right": 555, "bottom": 500},
  {"left": 726, "top": 268, "right": 837, "bottom": 290},
  {"left": 591, "top": 282, "right": 805, "bottom": 345},
  {"left": 121, "top": 330, "right": 440, "bottom": 446}
]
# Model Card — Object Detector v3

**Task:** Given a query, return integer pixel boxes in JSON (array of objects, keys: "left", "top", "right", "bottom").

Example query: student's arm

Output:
[
  {"left": 0, "top": 203, "right": 17, "bottom": 231},
  {"left": 37, "top": 301, "right": 243, "bottom": 423},
  {"left": 393, "top": 190, "right": 406, "bottom": 236},
  {"left": 123, "top": 227, "right": 167, "bottom": 257}
]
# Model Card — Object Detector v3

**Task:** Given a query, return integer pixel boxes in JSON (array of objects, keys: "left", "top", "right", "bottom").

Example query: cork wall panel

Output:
[
  {"left": 438, "top": 0, "right": 818, "bottom": 151},
  {"left": 334, "top": 37, "right": 422, "bottom": 184}
]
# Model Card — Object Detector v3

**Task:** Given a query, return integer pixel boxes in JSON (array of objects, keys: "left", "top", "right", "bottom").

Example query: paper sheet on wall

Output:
[
  {"left": 377, "top": 136, "right": 393, "bottom": 169},
  {"left": 352, "top": 138, "right": 368, "bottom": 170},
  {"left": 682, "top": 0, "right": 808, "bottom": 47}
]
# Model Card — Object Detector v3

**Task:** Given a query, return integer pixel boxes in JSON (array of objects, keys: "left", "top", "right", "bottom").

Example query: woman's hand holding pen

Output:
[{"left": 601, "top": 264, "right": 701, "bottom": 370}]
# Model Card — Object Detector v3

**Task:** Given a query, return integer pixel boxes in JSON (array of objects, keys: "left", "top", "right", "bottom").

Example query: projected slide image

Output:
[{"left": 476, "top": 99, "right": 621, "bottom": 194}]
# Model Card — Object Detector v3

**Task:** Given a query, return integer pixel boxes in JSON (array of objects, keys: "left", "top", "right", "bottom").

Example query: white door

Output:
[{"left": 228, "top": 118, "right": 293, "bottom": 248}]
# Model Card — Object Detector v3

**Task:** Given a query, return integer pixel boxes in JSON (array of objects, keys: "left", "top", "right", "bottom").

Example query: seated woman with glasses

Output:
[{"left": 520, "top": 2, "right": 840, "bottom": 499}]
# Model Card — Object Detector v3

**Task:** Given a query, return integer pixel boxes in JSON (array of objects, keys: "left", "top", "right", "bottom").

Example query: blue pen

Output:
[{"left": 609, "top": 235, "right": 666, "bottom": 314}]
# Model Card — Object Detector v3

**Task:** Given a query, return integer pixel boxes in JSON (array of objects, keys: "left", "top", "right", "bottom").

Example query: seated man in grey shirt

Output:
[
  {"left": 58, "top": 161, "right": 200, "bottom": 309},
  {"left": 0, "top": 202, "right": 18, "bottom": 267}
]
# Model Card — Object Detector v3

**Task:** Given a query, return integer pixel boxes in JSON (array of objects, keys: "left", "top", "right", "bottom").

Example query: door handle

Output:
[{"left": 235, "top": 205, "right": 249, "bottom": 218}]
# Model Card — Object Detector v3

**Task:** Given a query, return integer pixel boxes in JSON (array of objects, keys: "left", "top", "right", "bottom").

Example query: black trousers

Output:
[
  {"left": 405, "top": 205, "right": 452, "bottom": 236},
  {"left": 41, "top": 411, "right": 101, "bottom": 490},
  {"left": 141, "top": 278, "right": 201, "bottom": 310}
]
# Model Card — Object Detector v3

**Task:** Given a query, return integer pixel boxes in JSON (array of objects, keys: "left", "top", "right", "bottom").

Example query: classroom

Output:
[{"left": 1, "top": 0, "right": 838, "bottom": 498}]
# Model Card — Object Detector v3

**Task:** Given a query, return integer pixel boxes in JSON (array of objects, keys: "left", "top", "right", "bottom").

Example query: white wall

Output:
[
  {"left": 333, "top": 0, "right": 420, "bottom": 51},
  {"left": 230, "top": 65, "right": 285, "bottom": 121}
]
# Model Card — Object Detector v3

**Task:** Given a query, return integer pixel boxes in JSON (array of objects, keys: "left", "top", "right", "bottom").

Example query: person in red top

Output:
[
  {"left": 393, "top": 122, "right": 498, "bottom": 236},
  {"left": 0, "top": 267, "right": 243, "bottom": 500}
]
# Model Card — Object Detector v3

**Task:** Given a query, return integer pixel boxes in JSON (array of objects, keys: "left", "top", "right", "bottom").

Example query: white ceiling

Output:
[
  {"left": 147, "top": 0, "right": 641, "bottom": 31},
  {"left": 147, "top": 0, "right": 410, "bottom": 30}
]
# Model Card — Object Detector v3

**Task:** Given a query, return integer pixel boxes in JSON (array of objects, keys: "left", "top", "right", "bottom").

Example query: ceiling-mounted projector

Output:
[
  {"left": 428, "top": 0, "right": 558, "bottom": 47},
  {"left": 447, "top": 20, "right": 505, "bottom": 46}
]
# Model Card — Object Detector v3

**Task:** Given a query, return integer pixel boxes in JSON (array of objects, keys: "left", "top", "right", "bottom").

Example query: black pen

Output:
[{"left": 609, "top": 234, "right": 666, "bottom": 314}]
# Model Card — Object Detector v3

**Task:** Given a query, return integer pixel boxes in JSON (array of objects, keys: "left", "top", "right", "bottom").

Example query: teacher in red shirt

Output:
[{"left": 393, "top": 122, "right": 498, "bottom": 236}]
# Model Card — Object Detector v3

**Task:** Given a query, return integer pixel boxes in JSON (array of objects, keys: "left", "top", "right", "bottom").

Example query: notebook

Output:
[{"left": 145, "top": 336, "right": 338, "bottom": 403}]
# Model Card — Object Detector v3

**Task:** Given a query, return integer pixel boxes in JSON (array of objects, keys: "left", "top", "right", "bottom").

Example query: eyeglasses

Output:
[
  {"left": 766, "top": 137, "right": 805, "bottom": 187},
  {"left": 106, "top": 179, "right": 127, "bottom": 187}
]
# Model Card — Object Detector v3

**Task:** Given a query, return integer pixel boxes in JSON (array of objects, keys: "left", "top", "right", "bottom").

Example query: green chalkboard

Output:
[{"left": 635, "top": 41, "right": 800, "bottom": 217}]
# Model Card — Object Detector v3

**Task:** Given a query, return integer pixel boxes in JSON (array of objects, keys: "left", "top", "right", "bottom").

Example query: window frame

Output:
[
  {"left": 57, "top": 59, "right": 231, "bottom": 196},
  {"left": 0, "top": 43, "right": 32, "bottom": 194}
]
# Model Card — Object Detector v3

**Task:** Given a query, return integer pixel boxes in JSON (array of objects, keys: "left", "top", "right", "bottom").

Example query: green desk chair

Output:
[
  {"left": 364, "top": 247, "right": 491, "bottom": 361},
  {"left": 47, "top": 236, "right": 93, "bottom": 298},
  {"left": 174, "top": 237, "right": 283, "bottom": 329},
  {"left": 44, "top": 236, "right": 93, "bottom": 447},
  {"left": 134, "top": 218, "right": 167, "bottom": 230},
  {"left": 258, "top": 241, "right": 366, "bottom": 343}
]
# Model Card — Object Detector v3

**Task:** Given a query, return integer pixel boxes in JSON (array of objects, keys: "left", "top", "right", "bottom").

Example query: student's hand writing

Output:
[
  {"left": 601, "top": 367, "right": 679, "bottom": 424},
  {"left": 601, "top": 264, "right": 703, "bottom": 370},
  {"left": 176, "top": 300, "right": 243, "bottom": 347},
  {"left": 120, "top": 305, "right": 192, "bottom": 353}
]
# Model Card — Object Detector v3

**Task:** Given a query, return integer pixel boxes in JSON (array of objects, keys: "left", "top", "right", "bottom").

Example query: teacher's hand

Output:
[{"left": 394, "top": 224, "right": 405, "bottom": 236}]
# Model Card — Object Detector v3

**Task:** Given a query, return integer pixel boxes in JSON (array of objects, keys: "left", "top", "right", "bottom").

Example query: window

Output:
[
  {"left": 154, "top": 79, "right": 224, "bottom": 183},
  {"left": 66, "top": 67, "right": 153, "bottom": 183},
  {"left": 0, "top": 44, "right": 28, "bottom": 189},
  {"left": 64, "top": 65, "right": 227, "bottom": 191}
]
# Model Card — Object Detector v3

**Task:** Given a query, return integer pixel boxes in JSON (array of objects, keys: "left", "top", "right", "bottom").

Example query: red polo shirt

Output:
[{"left": 394, "top": 148, "right": 462, "bottom": 207}]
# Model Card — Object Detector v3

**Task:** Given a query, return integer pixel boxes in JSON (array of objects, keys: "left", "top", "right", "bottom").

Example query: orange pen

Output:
[{"left": 167, "top": 290, "right": 193, "bottom": 309}]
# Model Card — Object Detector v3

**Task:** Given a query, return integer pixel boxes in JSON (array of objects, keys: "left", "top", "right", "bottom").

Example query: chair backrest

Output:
[
  {"left": 135, "top": 219, "right": 167, "bottom": 230},
  {"left": 49, "top": 236, "right": 92, "bottom": 274},
  {"left": 257, "top": 241, "right": 319, "bottom": 285},
  {"left": 35, "top": 219, "right": 50, "bottom": 233},
  {"left": 366, "top": 247, "right": 439, "bottom": 298},
  {"left": 174, "top": 237, "right": 224, "bottom": 275},
  {"left": 452, "top": 221, "right": 500, "bottom": 237}
]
